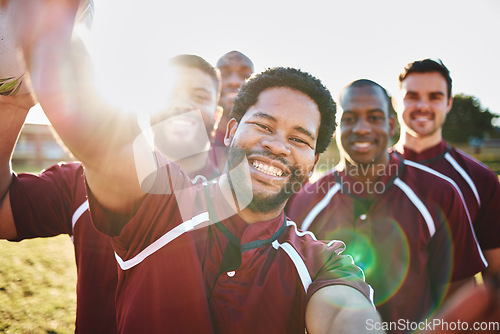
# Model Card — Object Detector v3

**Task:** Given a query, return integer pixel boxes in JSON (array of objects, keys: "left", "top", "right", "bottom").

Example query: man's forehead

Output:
[
  {"left": 250, "top": 88, "right": 319, "bottom": 118},
  {"left": 173, "top": 66, "right": 217, "bottom": 91},
  {"left": 402, "top": 72, "right": 447, "bottom": 92},
  {"left": 342, "top": 85, "right": 386, "bottom": 105},
  {"left": 217, "top": 55, "right": 253, "bottom": 70}
]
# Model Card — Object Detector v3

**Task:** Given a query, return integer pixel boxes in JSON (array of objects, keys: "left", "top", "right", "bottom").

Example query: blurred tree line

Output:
[
  {"left": 387, "top": 94, "right": 500, "bottom": 144},
  {"left": 443, "top": 94, "right": 499, "bottom": 143}
]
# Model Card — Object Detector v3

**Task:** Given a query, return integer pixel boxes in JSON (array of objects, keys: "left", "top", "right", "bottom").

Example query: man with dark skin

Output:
[
  {"left": 287, "top": 79, "right": 486, "bottom": 333},
  {"left": 215, "top": 50, "right": 254, "bottom": 142}
]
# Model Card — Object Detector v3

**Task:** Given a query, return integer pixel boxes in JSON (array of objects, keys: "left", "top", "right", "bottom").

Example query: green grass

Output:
[{"left": 0, "top": 236, "right": 76, "bottom": 333}]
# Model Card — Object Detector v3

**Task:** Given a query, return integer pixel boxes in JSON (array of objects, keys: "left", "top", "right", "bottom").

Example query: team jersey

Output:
[
  {"left": 8, "top": 158, "right": 222, "bottom": 334},
  {"left": 394, "top": 140, "right": 500, "bottom": 250},
  {"left": 9, "top": 163, "right": 117, "bottom": 334},
  {"left": 285, "top": 153, "right": 486, "bottom": 333},
  {"left": 90, "top": 159, "right": 373, "bottom": 334}
]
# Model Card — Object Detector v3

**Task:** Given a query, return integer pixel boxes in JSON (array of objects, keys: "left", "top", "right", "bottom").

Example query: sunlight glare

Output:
[{"left": 88, "top": 0, "right": 177, "bottom": 117}]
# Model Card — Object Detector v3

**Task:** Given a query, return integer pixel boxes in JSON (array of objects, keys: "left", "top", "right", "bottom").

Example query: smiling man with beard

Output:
[{"left": 101, "top": 68, "right": 383, "bottom": 334}]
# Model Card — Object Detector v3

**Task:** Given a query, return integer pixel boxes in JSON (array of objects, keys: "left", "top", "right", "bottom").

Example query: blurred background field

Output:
[{"left": 0, "top": 236, "right": 76, "bottom": 333}]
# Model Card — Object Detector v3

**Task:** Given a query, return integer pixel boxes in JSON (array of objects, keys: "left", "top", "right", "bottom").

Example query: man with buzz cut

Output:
[
  {"left": 286, "top": 79, "right": 486, "bottom": 333},
  {"left": 215, "top": 50, "right": 254, "bottom": 143},
  {"left": 212, "top": 50, "right": 255, "bottom": 170},
  {"left": 5, "top": 1, "right": 385, "bottom": 333},
  {"left": 393, "top": 58, "right": 500, "bottom": 276},
  {"left": 0, "top": 53, "right": 226, "bottom": 333}
]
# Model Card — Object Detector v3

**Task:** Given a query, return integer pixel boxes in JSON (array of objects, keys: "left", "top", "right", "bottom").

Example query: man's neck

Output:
[
  {"left": 396, "top": 130, "right": 442, "bottom": 154},
  {"left": 218, "top": 173, "right": 285, "bottom": 224},
  {"left": 177, "top": 151, "right": 209, "bottom": 176},
  {"left": 341, "top": 154, "right": 389, "bottom": 184},
  {"left": 237, "top": 205, "right": 284, "bottom": 225}
]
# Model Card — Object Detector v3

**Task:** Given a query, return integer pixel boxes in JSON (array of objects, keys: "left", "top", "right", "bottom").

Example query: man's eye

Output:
[
  {"left": 194, "top": 94, "right": 208, "bottom": 102},
  {"left": 368, "top": 116, "right": 384, "bottom": 122},
  {"left": 255, "top": 123, "right": 271, "bottom": 131},
  {"left": 290, "top": 137, "right": 307, "bottom": 145},
  {"left": 341, "top": 117, "right": 355, "bottom": 124}
]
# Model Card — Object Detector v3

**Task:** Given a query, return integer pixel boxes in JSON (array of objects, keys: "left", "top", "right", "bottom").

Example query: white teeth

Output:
[
  {"left": 354, "top": 142, "right": 371, "bottom": 148},
  {"left": 252, "top": 161, "right": 284, "bottom": 177},
  {"left": 170, "top": 118, "right": 193, "bottom": 126}
]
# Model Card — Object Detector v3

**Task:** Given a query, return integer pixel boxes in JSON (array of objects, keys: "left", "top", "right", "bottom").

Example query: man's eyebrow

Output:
[
  {"left": 251, "top": 112, "right": 277, "bottom": 122},
  {"left": 368, "top": 109, "right": 386, "bottom": 114},
  {"left": 192, "top": 87, "right": 211, "bottom": 93},
  {"left": 294, "top": 126, "right": 316, "bottom": 142},
  {"left": 251, "top": 112, "right": 316, "bottom": 141}
]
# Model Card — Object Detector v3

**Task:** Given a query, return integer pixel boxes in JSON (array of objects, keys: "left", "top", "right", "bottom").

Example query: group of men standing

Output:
[{"left": 1, "top": 1, "right": 499, "bottom": 333}]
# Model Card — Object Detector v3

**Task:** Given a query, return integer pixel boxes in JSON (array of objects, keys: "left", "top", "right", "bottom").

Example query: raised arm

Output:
[
  {"left": 4, "top": 0, "right": 148, "bottom": 214},
  {"left": 306, "top": 285, "right": 385, "bottom": 334},
  {"left": 0, "top": 93, "right": 35, "bottom": 239}
]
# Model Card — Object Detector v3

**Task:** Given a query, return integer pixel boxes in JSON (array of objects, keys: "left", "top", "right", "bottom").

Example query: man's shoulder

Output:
[
  {"left": 448, "top": 146, "right": 498, "bottom": 178},
  {"left": 280, "top": 219, "right": 345, "bottom": 254},
  {"left": 400, "top": 159, "right": 462, "bottom": 199}
]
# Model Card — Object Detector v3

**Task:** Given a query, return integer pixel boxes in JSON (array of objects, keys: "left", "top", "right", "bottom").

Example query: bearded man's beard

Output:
[{"left": 225, "top": 146, "right": 309, "bottom": 214}]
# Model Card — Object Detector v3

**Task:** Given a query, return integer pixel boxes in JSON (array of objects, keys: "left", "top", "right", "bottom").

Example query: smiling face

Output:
[
  {"left": 150, "top": 66, "right": 218, "bottom": 158},
  {"left": 398, "top": 72, "right": 453, "bottom": 141},
  {"left": 217, "top": 53, "right": 254, "bottom": 114},
  {"left": 337, "top": 85, "right": 395, "bottom": 168},
  {"left": 224, "top": 87, "right": 320, "bottom": 213}
]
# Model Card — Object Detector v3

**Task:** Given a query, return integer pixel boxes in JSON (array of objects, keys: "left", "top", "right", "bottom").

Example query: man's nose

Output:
[
  {"left": 352, "top": 117, "right": 371, "bottom": 134},
  {"left": 261, "top": 133, "right": 291, "bottom": 157}
]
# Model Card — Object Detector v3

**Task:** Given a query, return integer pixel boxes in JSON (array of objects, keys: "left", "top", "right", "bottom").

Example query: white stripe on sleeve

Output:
[
  {"left": 444, "top": 153, "right": 481, "bottom": 206},
  {"left": 272, "top": 240, "right": 312, "bottom": 292},
  {"left": 71, "top": 199, "right": 89, "bottom": 242},
  {"left": 301, "top": 183, "right": 341, "bottom": 231},
  {"left": 115, "top": 211, "right": 210, "bottom": 270},
  {"left": 394, "top": 178, "right": 436, "bottom": 237}
]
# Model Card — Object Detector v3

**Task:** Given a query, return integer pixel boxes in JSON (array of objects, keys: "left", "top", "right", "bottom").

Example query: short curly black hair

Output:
[{"left": 230, "top": 67, "right": 336, "bottom": 154}]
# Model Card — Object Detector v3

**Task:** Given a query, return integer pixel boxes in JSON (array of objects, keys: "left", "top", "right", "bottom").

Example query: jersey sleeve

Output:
[
  {"left": 9, "top": 162, "right": 84, "bottom": 241},
  {"left": 427, "top": 182, "right": 487, "bottom": 283},
  {"left": 474, "top": 169, "right": 500, "bottom": 250},
  {"left": 305, "top": 239, "right": 374, "bottom": 307},
  {"left": 89, "top": 159, "right": 200, "bottom": 261}
]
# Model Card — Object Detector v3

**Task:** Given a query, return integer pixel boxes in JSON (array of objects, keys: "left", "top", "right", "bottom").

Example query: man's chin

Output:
[{"left": 247, "top": 194, "right": 287, "bottom": 213}]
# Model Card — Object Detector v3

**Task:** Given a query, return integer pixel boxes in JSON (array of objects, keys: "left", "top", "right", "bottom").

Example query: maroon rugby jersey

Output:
[
  {"left": 286, "top": 153, "right": 486, "bottom": 333},
  {"left": 8, "top": 158, "right": 222, "bottom": 334},
  {"left": 394, "top": 140, "right": 500, "bottom": 250},
  {"left": 9, "top": 163, "right": 117, "bottom": 334},
  {"left": 91, "top": 161, "right": 373, "bottom": 334}
]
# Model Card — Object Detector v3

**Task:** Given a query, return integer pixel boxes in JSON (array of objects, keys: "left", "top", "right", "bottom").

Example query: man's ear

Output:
[
  {"left": 391, "top": 96, "right": 399, "bottom": 113},
  {"left": 309, "top": 154, "right": 320, "bottom": 177},
  {"left": 224, "top": 118, "right": 238, "bottom": 147},
  {"left": 446, "top": 95, "right": 453, "bottom": 114},
  {"left": 389, "top": 116, "right": 396, "bottom": 137}
]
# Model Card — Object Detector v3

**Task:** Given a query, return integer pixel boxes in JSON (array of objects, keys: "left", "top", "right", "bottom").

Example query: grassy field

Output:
[{"left": 0, "top": 236, "right": 76, "bottom": 333}]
